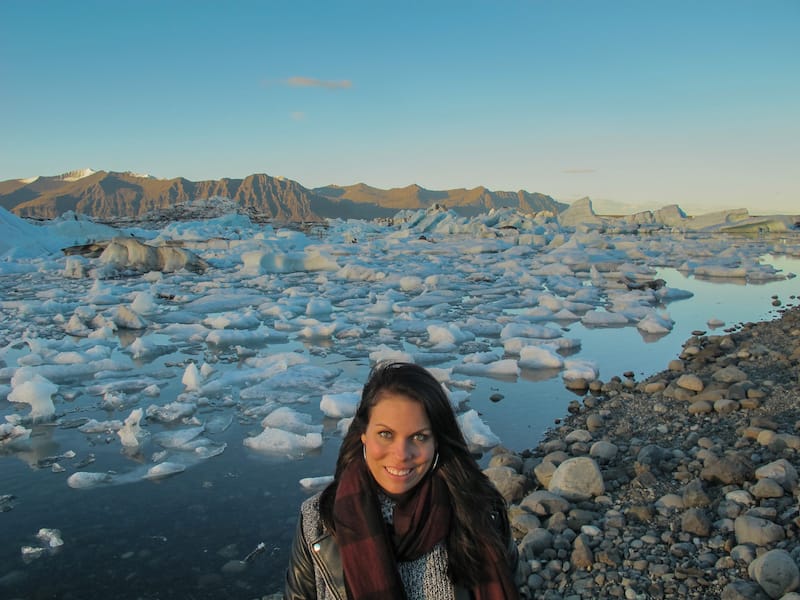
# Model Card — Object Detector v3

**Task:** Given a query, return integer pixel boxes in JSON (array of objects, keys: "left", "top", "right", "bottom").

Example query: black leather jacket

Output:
[{"left": 283, "top": 493, "right": 518, "bottom": 600}]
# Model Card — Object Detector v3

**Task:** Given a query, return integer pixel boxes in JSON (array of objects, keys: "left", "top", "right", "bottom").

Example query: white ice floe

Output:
[
  {"left": 243, "top": 428, "right": 323, "bottom": 457},
  {"left": 452, "top": 359, "right": 520, "bottom": 378},
  {"left": 152, "top": 425, "right": 205, "bottom": 449},
  {"left": 8, "top": 370, "right": 57, "bottom": 422},
  {"left": 142, "top": 462, "right": 186, "bottom": 480},
  {"left": 320, "top": 392, "right": 360, "bottom": 418},
  {"left": 0, "top": 423, "right": 31, "bottom": 446},
  {"left": 67, "top": 471, "right": 114, "bottom": 489},
  {"left": 37, "top": 528, "right": 64, "bottom": 548},
  {"left": 518, "top": 345, "right": 565, "bottom": 370},
  {"left": 145, "top": 401, "right": 196, "bottom": 423},
  {"left": 299, "top": 475, "right": 334, "bottom": 490},
  {"left": 562, "top": 359, "right": 599, "bottom": 382},
  {"left": 636, "top": 311, "right": 675, "bottom": 335},
  {"left": 79, "top": 419, "right": 123, "bottom": 434},
  {"left": 581, "top": 310, "right": 630, "bottom": 327},
  {"left": 261, "top": 407, "right": 323, "bottom": 435},
  {"left": 182, "top": 362, "right": 202, "bottom": 391},
  {"left": 117, "top": 408, "right": 147, "bottom": 448},
  {"left": 458, "top": 409, "right": 501, "bottom": 449}
]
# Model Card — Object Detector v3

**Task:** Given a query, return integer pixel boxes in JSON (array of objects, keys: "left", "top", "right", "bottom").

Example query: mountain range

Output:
[{"left": 0, "top": 169, "right": 567, "bottom": 223}]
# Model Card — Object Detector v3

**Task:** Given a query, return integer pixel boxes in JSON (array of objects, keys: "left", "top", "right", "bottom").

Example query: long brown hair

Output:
[{"left": 319, "top": 361, "right": 511, "bottom": 587}]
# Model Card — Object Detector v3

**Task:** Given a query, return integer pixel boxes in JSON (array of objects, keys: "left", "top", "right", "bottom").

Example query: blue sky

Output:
[{"left": 1, "top": 0, "right": 797, "bottom": 215}]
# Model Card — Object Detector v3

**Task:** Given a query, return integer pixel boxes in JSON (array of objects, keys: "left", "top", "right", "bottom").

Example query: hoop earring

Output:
[
  {"left": 363, "top": 445, "right": 367, "bottom": 460},
  {"left": 431, "top": 452, "right": 439, "bottom": 471}
]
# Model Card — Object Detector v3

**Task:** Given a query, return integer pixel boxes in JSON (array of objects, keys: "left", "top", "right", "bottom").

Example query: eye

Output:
[
  {"left": 413, "top": 433, "right": 430, "bottom": 442},
  {"left": 377, "top": 430, "right": 392, "bottom": 439}
]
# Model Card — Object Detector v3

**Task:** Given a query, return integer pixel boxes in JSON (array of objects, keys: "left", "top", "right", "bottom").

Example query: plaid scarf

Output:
[{"left": 332, "top": 457, "right": 518, "bottom": 600}]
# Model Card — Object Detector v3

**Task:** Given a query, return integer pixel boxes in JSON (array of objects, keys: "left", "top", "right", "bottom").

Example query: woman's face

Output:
[{"left": 361, "top": 391, "right": 437, "bottom": 496}]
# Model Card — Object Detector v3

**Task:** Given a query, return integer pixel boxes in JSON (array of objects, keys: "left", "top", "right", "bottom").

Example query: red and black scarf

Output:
[{"left": 332, "top": 457, "right": 518, "bottom": 600}]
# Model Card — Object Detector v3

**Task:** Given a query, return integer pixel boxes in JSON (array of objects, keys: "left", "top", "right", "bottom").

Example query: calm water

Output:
[{"left": 1, "top": 249, "right": 799, "bottom": 599}]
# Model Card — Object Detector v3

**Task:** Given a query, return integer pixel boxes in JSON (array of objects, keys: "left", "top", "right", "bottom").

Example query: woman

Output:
[{"left": 284, "top": 361, "right": 519, "bottom": 600}]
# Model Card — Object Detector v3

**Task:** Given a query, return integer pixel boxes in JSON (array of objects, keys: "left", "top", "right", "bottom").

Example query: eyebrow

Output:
[{"left": 373, "top": 423, "right": 432, "bottom": 435}]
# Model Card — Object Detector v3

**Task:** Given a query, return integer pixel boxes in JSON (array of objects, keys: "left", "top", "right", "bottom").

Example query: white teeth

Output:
[{"left": 386, "top": 467, "right": 413, "bottom": 476}]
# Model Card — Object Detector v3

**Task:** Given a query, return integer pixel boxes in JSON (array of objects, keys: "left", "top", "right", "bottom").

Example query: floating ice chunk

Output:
[
  {"left": 182, "top": 363, "right": 201, "bottom": 391},
  {"left": 8, "top": 372, "right": 57, "bottom": 422},
  {"left": 453, "top": 359, "right": 520, "bottom": 378},
  {"left": 427, "top": 323, "right": 475, "bottom": 350},
  {"left": 463, "top": 351, "right": 502, "bottom": 364},
  {"left": 299, "top": 475, "right": 334, "bottom": 490},
  {"left": 458, "top": 409, "right": 500, "bottom": 449},
  {"left": 204, "top": 414, "right": 233, "bottom": 434},
  {"left": 446, "top": 388, "right": 470, "bottom": 410},
  {"left": 336, "top": 263, "right": 386, "bottom": 281},
  {"left": 130, "top": 291, "right": 159, "bottom": 315},
  {"left": 127, "top": 335, "right": 178, "bottom": 360},
  {"left": 637, "top": 311, "right": 675, "bottom": 334},
  {"left": 37, "top": 528, "right": 64, "bottom": 548},
  {"left": 563, "top": 359, "right": 599, "bottom": 382},
  {"left": 192, "top": 441, "right": 227, "bottom": 459},
  {"left": 146, "top": 401, "right": 196, "bottom": 423},
  {"left": 320, "top": 392, "right": 360, "bottom": 418},
  {"left": 52, "top": 351, "right": 88, "bottom": 364},
  {"left": 337, "top": 417, "right": 354, "bottom": 436},
  {"left": 500, "top": 322, "right": 562, "bottom": 340},
  {"left": 0, "top": 423, "right": 31, "bottom": 446},
  {"left": 118, "top": 408, "right": 146, "bottom": 448},
  {"left": 142, "top": 462, "right": 186, "bottom": 480},
  {"left": 86, "top": 279, "right": 119, "bottom": 305},
  {"left": 502, "top": 336, "right": 581, "bottom": 356},
  {"left": 64, "top": 255, "right": 88, "bottom": 278},
  {"left": 518, "top": 345, "right": 565, "bottom": 370},
  {"left": 655, "top": 286, "right": 694, "bottom": 302},
  {"left": 67, "top": 471, "right": 113, "bottom": 489},
  {"left": 101, "top": 391, "right": 127, "bottom": 410},
  {"left": 206, "top": 325, "right": 288, "bottom": 346},
  {"left": 243, "top": 428, "right": 323, "bottom": 457},
  {"left": 152, "top": 425, "right": 205, "bottom": 449},
  {"left": 581, "top": 310, "right": 630, "bottom": 326},
  {"left": 203, "top": 310, "right": 261, "bottom": 330},
  {"left": 21, "top": 546, "right": 47, "bottom": 561},
  {"left": 369, "top": 345, "right": 414, "bottom": 364},
  {"left": 297, "top": 319, "right": 339, "bottom": 339},
  {"left": 306, "top": 298, "right": 333, "bottom": 316},
  {"left": 399, "top": 276, "right": 424, "bottom": 292},
  {"left": 460, "top": 316, "right": 503, "bottom": 337},
  {"left": 79, "top": 419, "right": 123, "bottom": 434},
  {"left": 552, "top": 308, "right": 580, "bottom": 321},
  {"left": 113, "top": 305, "right": 148, "bottom": 330},
  {"left": 692, "top": 264, "right": 748, "bottom": 278},
  {"left": 240, "top": 248, "right": 339, "bottom": 274},
  {"left": 261, "top": 407, "right": 323, "bottom": 435}
]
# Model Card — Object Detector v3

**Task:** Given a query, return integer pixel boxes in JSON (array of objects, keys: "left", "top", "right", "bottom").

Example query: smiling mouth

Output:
[{"left": 385, "top": 466, "right": 414, "bottom": 477}]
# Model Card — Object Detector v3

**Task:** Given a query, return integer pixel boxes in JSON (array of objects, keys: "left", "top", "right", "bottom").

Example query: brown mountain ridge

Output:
[{"left": 0, "top": 170, "right": 567, "bottom": 223}]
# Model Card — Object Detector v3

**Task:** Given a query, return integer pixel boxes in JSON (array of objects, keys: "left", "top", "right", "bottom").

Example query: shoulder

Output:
[{"left": 299, "top": 492, "right": 325, "bottom": 542}]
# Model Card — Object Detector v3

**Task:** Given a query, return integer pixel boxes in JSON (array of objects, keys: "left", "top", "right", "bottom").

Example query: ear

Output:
[{"left": 360, "top": 432, "right": 367, "bottom": 446}]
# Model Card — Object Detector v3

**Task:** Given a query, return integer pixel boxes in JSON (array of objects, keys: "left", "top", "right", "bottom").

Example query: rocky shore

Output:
[{"left": 484, "top": 298, "right": 800, "bottom": 599}]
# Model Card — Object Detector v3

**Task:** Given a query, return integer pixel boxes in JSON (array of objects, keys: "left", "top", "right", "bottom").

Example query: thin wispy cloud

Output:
[
  {"left": 563, "top": 168, "right": 596, "bottom": 174},
  {"left": 286, "top": 76, "right": 352, "bottom": 90}
]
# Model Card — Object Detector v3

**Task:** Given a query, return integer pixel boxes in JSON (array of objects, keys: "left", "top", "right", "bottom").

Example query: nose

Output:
[{"left": 392, "top": 439, "right": 414, "bottom": 462}]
